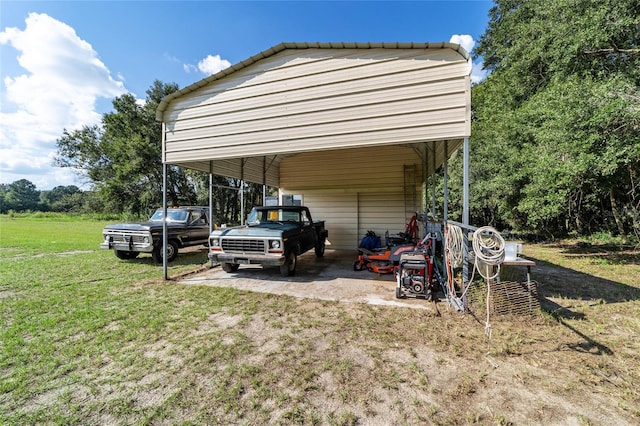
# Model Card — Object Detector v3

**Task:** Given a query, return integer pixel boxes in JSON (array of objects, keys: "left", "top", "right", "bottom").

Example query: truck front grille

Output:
[
  {"left": 222, "top": 239, "right": 265, "bottom": 254},
  {"left": 105, "top": 230, "right": 149, "bottom": 243}
]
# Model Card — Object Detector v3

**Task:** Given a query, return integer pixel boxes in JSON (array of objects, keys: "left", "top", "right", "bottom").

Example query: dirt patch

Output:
[
  {"left": 174, "top": 247, "right": 640, "bottom": 425},
  {"left": 3, "top": 250, "right": 93, "bottom": 261}
]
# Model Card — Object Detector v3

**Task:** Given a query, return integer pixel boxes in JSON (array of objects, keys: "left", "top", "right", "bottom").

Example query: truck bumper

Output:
[
  {"left": 209, "top": 252, "right": 285, "bottom": 266},
  {"left": 100, "top": 242, "right": 154, "bottom": 253}
]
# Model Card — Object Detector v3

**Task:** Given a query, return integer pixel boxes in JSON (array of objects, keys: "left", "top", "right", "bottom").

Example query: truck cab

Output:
[{"left": 208, "top": 206, "right": 327, "bottom": 276}]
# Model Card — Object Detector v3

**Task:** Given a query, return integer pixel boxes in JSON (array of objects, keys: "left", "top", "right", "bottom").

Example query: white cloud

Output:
[
  {"left": 469, "top": 59, "right": 488, "bottom": 85},
  {"left": 183, "top": 63, "right": 198, "bottom": 74},
  {"left": 184, "top": 54, "right": 231, "bottom": 76},
  {"left": 449, "top": 34, "right": 488, "bottom": 85},
  {"left": 0, "top": 13, "right": 126, "bottom": 189},
  {"left": 198, "top": 54, "right": 231, "bottom": 75},
  {"left": 450, "top": 34, "right": 475, "bottom": 54}
]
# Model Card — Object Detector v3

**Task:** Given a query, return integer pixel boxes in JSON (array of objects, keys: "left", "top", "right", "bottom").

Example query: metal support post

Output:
[
  {"left": 162, "top": 162, "right": 168, "bottom": 280},
  {"left": 209, "top": 162, "right": 214, "bottom": 234},
  {"left": 462, "top": 137, "right": 470, "bottom": 301}
]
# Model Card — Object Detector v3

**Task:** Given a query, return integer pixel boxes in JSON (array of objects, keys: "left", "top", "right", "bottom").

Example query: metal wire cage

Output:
[{"left": 465, "top": 279, "right": 541, "bottom": 316}]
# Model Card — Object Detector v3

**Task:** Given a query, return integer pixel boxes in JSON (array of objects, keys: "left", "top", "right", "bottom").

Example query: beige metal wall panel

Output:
[
  {"left": 166, "top": 89, "right": 465, "bottom": 137},
  {"left": 357, "top": 192, "right": 407, "bottom": 241},
  {"left": 296, "top": 191, "right": 358, "bottom": 249},
  {"left": 162, "top": 49, "right": 464, "bottom": 124},
  {"left": 279, "top": 190, "right": 418, "bottom": 250},
  {"left": 279, "top": 145, "right": 422, "bottom": 191},
  {"left": 164, "top": 62, "right": 466, "bottom": 125},
  {"left": 165, "top": 125, "right": 465, "bottom": 167},
  {"left": 165, "top": 92, "right": 466, "bottom": 144},
  {"left": 164, "top": 108, "right": 466, "bottom": 154},
  {"left": 162, "top": 46, "right": 470, "bottom": 170},
  {"left": 167, "top": 81, "right": 464, "bottom": 133},
  {"left": 166, "top": 98, "right": 466, "bottom": 146},
  {"left": 279, "top": 145, "right": 423, "bottom": 250}
]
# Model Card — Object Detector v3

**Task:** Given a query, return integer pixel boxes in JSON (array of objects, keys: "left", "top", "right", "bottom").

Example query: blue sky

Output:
[{"left": 1, "top": 0, "right": 492, "bottom": 190}]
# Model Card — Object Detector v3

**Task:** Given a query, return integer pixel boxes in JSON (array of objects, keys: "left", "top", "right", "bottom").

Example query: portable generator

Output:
[{"left": 395, "top": 253, "right": 436, "bottom": 299}]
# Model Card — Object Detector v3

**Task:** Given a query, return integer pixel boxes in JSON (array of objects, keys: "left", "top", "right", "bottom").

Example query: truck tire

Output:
[
  {"left": 152, "top": 240, "right": 179, "bottom": 264},
  {"left": 280, "top": 251, "right": 297, "bottom": 277},
  {"left": 314, "top": 238, "right": 325, "bottom": 257},
  {"left": 114, "top": 250, "right": 139, "bottom": 260},
  {"left": 221, "top": 262, "right": 240, "bottom": 273}
]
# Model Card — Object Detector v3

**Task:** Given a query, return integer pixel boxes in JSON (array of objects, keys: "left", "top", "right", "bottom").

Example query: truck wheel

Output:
[
  {"left": 314, "top": 238, "right": 326, "bottom": 257},
  {"left": 152, "top": 240, "right": 179, "bottom": 264},
  {"left": 280, "top": 251, "right": 297, "bottom": 277},
  {"left": 114, "top": 250, "right": 139, "bottom": 260},
  {"left": 221, "top": 262, "right": 240, "bottom": 273}
]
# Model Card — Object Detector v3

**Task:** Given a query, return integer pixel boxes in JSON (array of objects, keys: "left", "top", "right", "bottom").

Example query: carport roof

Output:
[
  {"left": 155, "top": 41, "right": 470, "bottom": 121},
  {"left": 156, "top": 41, "right": 471, "bottom": 186}
]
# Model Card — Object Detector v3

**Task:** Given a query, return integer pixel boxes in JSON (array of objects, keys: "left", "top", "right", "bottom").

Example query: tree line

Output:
[
  {"left": 2, "top": 0, "right": 638, "bottom": 241},
  {"left": 0, "top": 180, "right": 97, "bottom": 214},
  {"left": 0, "top": 178, "right": 267, "bottom": 224},
  {"left": 441, "top": 0, "right": 639, "bottom": 242}
]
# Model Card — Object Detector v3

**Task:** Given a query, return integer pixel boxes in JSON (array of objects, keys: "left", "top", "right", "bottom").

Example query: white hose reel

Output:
[{"left": 472, "top": 226, "right": 505, "bottom": 280}]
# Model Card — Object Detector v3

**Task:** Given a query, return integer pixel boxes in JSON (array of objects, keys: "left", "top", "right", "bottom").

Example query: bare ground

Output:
[{"left": 171, "top": 246, "right": 640, "bottom": 425}]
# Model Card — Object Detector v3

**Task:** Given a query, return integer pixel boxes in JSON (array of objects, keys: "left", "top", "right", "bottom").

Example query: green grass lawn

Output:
[
  {"left": 1, "top": 215, "right": 639, "bottom": 425},
  {"left": 0, "top": 216, "right": 100, "bottom": 256},
  {"left": 1, "top": 215, "right": 216, "bottom": 423}
]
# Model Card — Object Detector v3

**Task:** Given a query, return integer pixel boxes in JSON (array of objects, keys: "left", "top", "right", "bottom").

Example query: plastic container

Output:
[{"left": 504, "top": 242, "right": 522, "bottom": 261}]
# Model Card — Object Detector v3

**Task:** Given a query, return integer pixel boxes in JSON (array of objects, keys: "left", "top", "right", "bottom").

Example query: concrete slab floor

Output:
[{"left": 179, "top": 249, "right": 438, "bottom": 310}]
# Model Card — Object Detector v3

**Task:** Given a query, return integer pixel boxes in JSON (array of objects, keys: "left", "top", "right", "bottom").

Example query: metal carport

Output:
[{"left": 156, "top": 42, "right": 471, "bottom": 278}]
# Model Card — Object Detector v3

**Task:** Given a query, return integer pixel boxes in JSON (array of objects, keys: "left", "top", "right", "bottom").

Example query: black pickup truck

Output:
[
  {"left": 100, "top": 206, "right": 210, "bottom": 264},
  {"left": 208, "top": 205, "right": 328, "bottom": 276}
]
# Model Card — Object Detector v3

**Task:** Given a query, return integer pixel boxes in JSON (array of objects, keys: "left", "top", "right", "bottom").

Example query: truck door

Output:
[
  {"left": 188, "top": 210, "right": 210, "bottom": 243},
  {"left": 299, "top": 209, "right": 315, "bottom": 252}
]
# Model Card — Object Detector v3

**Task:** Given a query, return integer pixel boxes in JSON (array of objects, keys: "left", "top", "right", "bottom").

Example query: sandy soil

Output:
[{"left": 175, "top": 248, "right": 639, "bottom": 425}]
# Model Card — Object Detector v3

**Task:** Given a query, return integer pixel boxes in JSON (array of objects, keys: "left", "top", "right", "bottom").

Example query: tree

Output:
[
  {"left": 55, "top": 80, "right": 198, "bottom": 215},
  {"left": 40, "top": 185, "right": 83, "bottom": 212},
  {"left": 4, "top": 179, "right": 40, "bottom": 212},
  {"left": 0, "top": 184, "right": 8, "bottom": 213},
  {"left": 470, "top": 0, "right": 640, "bottom": 239}
]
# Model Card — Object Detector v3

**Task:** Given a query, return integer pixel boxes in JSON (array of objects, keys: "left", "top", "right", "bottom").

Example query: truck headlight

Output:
[
  {"left": 143, "top": 236, "right": 149, "bottom": 243},
  {"left": 270, "top": 240, "right": 281, "bottom": 249},
  {"left": 210, "top": 238, "right": 220, "bottom": 248}
]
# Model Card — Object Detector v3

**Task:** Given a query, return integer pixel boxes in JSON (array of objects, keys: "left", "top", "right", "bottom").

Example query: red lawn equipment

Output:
[{"left": 353, "top": 214, "right": 420, "bottom": 274}]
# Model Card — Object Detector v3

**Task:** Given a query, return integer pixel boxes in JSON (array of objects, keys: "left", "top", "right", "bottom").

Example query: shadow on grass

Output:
[
  {"left": 502, "top": 248, "right": 639, "bottom": 356},
  {"left": 523, "top": 256, "right": 640, "bottom": 305},
  {"left": 555, "top": 317, "right": 614, "bottom": 355},
  {"left": 123, "top": 246, "right": 210, "bottom": 268},
  {"left": 555, "top": 242, "right": 640, "bottom": 266}
]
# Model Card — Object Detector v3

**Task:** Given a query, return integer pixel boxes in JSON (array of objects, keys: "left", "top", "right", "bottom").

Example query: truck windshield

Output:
[
  {"left": 150, "top": 209, "right": 189, "bottom": 222},
  {"left": 247, "top": 208, "right": 300, "bottom": 226},
  {"left": 247, "top": 209, "right": 261, "bottom": 226}
]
